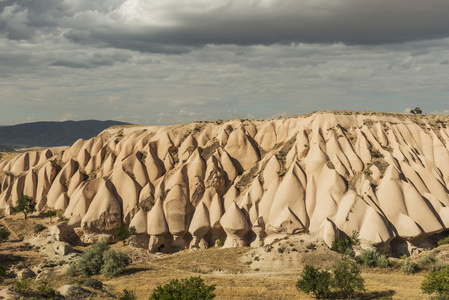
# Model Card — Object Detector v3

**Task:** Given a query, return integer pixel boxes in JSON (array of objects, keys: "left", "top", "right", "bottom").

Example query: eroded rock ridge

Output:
[{"left": 1, "top": 111, "right": 449, "bottom": 254}]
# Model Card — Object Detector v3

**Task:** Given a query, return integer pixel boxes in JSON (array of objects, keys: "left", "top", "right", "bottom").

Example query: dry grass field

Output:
[{"left": 0, "top": 214, "right": 437, "bottom": 299}]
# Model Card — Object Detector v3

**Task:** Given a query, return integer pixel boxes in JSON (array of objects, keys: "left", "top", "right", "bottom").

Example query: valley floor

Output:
[{"left": 0, "top": 214, "right": 436, "bottom": 299}]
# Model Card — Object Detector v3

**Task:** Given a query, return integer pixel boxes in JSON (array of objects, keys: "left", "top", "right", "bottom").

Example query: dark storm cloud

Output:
[
  {"left": 64, "top": 0, "right": 449, "bottom": 52},
  {"left": 2, "top": 0, "right": 449, "bottom": 52}
]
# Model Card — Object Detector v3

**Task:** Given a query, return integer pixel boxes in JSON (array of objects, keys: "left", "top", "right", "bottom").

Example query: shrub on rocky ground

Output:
[
  {"left": 83, "top": 278, "right": 103, "bottom": 290},
  {"left": 150, "top": 276, "right": 216, "bottom": 300}
]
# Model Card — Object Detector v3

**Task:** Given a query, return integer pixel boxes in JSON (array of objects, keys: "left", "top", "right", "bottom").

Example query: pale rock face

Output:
[
  {"left": 147, "top": 198, "right": 169, "bottom": 236},
  {"left": 130, "top": 209, "right": 148, "bottom": 235},
  {"left": 220, "top": 202, "right": 249, "bottom": 246},
  {"left": 81, "top": 180, "right": 121, "bottom": 232},
  {"left": 2, "top": 111, "right": 449, "bottom": 254},
  {"left": 224, "top": 127, "right": 260, "bottom": 171}
]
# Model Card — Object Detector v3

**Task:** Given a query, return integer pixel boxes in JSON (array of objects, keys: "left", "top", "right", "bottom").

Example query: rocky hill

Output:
[
  {"left": 0, "top": 120, "right": 130, "bottom": 149},
  {"left": 0, "top": 111, "right": 448, "bottom": 255}
]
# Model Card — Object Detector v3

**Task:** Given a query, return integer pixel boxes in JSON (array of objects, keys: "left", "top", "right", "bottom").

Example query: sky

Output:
[{"left": 0, "top": 0, "right": 449, "bottom": 126}]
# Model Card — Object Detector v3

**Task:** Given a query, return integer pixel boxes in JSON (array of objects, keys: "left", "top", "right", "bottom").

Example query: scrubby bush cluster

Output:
[
  {"left": 83, "top": 278, "right": 103, "bottom": 290},
  {"left": 419, "top": 251, "right": 447, "bottom": 273},
  {"left": 296, "top": 257, "right": 365, "bottom": 299},
  {"left": 0, "top": 227, "right": 10, "bottom": 243},
  {"left": 421, "top": 266, "right": 449, "bottom": 299},
  {"left": 331, "top": 237, "right": 354, "bottom": 256},
  {"left": 113, "top": 224, "right": 136, "bottom": 245},
  {"left": 37, "top": 280, "right": 56, "bottom": 298},
  {"left": 438, "top": 236, "right": 449, "bottom": 247},
  {"left": 44, "top": 210, "right": 57, "bottom": 221},
  {"left": 121, "top": 289, "right": 137, "bottom": 300},
  {"left": 296, "top": 265, "right": 332, "bottom": 298},
  {"left": 359, "top": 249, "right": 391, "bottom": 268},
  {"left": 33, "top": 223, "right": 46, "bottom": 233},
  {"left": 68, "top": 240, "right": 129, "bottom": 278},
  {"left": 401, "top": 257, "right": 417, "bottom": 275},
  {"left": 150, "top": 276, "right": 216, "bottom": 300}
]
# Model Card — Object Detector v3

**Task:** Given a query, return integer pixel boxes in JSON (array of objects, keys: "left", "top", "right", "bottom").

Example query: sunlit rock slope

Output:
[{"left": 1, "top": 111, "right": 449, "bottom": 254}]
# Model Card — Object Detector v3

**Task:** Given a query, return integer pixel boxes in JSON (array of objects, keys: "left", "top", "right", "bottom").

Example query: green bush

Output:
[
  {"left": 0, "top": 227, "right": 10, "bottom": 243},
  {"left": 83, "top": 278, "right": 103, "bottom": 290},
  {"left": 331, "top": 237, "right": 352, "bottom": 255},
  {"left": 113, "top": 224, "right": 136, "bottom": 245},
  {"left": 216, "top": 237, "right": 225, "bottom": 247},
  {"left": 419, "top": 251, "right": 447, "bottom": 272},
  {"left": 77, "top": 240, "right": 110, "bottom": 276},
  {"left": 421, "top": 251, "right": 437, "bottom": 266},
  {"left": 332, "top": 257, "right": 365, "bottom": 299},
  {"left": 0, "top": 264, "right": 6, "bottom": 277},
  {"left": 401, "top": 257, "right": 417, "bottom": 274},
  {"left": 359, "top": 249, "right": 390, "bottom": 268},
  {"left": 13, "top": 276, "right": 33, "bottom": 295},
  {"left": 296, "top": 265, "right": 331, "bottom": 298},
  {"left": 371, "top": 150, "right": 383, "bottom": 158},
  {"left": 376, "top": 255, "right": 390, "bottom": 268},
  {"left": 33, "top": 223, "right": 46, "bottom": 233},
  {"left": 100, "top": 249, "right": 130, "bottom": 277},
  {"left": 76, "top": 240, "right": 129, "bottom": 278},
  {"left": 438, "top": 236, "right": 449, "bottom": 247},
  {"left": 45, "top": 210, "right": 57, "bottom": 221},
  {"left": 421, "top": 267, "right": 449, "bottom": 297},
  {"left": 66, "top": 263, "right": 77, "bottom": 277},
  {"left": 359, "top": 249, "right": 380, "bottom": 267},
  {"left": 121, "top": 289, "right": 137, "bottom": 300},
  {"left": 37, "top": 279, "right": 56, "bottom": 298},
  {"left": 430, "top": 261, "right": 448, "bottom": 273},
  {"left": 150, "top": 276, "right": 216, "bottom": 300}
]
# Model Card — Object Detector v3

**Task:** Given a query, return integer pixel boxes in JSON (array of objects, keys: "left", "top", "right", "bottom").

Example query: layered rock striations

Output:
[{"left": 1, "top": 111, "right": 449, "bottom": 254}]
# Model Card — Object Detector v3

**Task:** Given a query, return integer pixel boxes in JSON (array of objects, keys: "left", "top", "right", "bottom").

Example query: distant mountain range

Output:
[
  {"left": 0, "top": 145, "right": 14, "bottom": 152},
  {"left": 0, "top": 120, "right": 131, "bottom": 149}
]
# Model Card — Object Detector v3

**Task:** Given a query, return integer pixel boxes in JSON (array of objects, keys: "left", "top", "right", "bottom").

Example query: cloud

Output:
[
  {"left": 51, "top": 51, "right": 132, "bottom": 69},
  {"left": 2, "top": 0, "right": 449, "bottom": 53},
  {"left": 0, "top": 1, "right": 449, "bottom": 126},
  {"left": 60, "top": 113, "right": 75, "bottom": 121}
]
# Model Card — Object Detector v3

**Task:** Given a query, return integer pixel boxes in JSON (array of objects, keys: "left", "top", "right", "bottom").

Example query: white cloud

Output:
[{"left": 60, "top": 114, "right": 75, "bottom": 121}]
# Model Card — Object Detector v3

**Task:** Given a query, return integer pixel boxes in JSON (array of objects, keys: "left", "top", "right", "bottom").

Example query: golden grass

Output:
[{"left": 101, "top": 246, "right": 432, "bottom": 300}]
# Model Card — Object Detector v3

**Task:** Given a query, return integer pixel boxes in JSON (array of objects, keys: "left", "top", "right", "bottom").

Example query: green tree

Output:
[
  {"left": 150, "top": 276, "right": 216, "bottom": 300},
  {"left": 296, "top": 265, "right": 331, "bottom": 298},
  {"left": 332, "top": 257, "right": 365, "bottom": 300},
  {"left": 410, "top": 107, "right": 423, "bottom": 115},
  {"left": 15, "top": 195, "right": 36, "bottom": 219},
  {"left": 113, "top": 224, "right": 136, "bottom": 245},
  {"left": 421, "top": 267, "right": 449, "bottom": 297},
  {"left": 0, "top": 227, "right": 10, "bottom": 243}
]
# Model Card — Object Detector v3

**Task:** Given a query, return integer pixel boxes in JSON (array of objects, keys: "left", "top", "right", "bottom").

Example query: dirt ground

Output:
[{"left": 0, "top": 214, "right": 435, "bottom": 299}]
